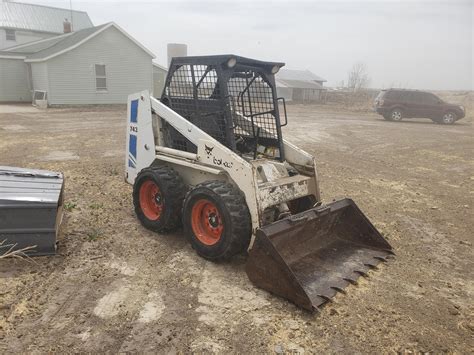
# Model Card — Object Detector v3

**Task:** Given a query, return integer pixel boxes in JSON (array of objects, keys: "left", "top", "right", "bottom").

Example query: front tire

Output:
[
  {"left": 441, "top": 111, "right": 457, "bottom": 125},
  {"left": 183, "top": 181, "right": 251, "bottom": 261},
  {"left": 133, "top": 166, "right": 186, "bottom": 232},
  {"left": 390, "top": 108, "right": 403, "bottom": 121}
]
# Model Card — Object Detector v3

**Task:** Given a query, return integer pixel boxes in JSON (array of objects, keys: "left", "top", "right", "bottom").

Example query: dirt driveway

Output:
[{"left": 0, "top": 104, "right": 472, "bottom": 353}]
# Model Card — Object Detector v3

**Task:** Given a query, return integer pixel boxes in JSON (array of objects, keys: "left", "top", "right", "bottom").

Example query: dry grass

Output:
[{"left": 0, "top": 239, "right": 36, "bottom": 260}]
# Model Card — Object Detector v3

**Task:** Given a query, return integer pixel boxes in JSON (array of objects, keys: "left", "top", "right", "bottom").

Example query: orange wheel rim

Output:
[
  {"left": 139, "top": 180, "right": 163, "bottom": 220},
  {"left": 191, "top": 199, "right": 223, "bottom": 246}
]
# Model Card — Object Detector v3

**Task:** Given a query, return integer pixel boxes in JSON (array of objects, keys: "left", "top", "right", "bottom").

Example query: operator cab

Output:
[{"left": 159, "top": 55, "right": 287, "bottom": 161}]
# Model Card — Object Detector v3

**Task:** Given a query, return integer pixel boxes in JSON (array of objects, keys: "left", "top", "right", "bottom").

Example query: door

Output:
[
  {"left": 399, "top": 91, "right": 419, "bottom": 117},
  {"left": 418, "top": 92, "right": 442, "bottom": 118}
]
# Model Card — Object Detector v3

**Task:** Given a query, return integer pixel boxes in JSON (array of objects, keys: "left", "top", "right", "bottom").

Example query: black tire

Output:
[
  {"left": 133, "top": 166, "right": 186, "bottom": 232},
  {"left": 288, "top": 195, "right": 317, "bottom": 214},
  {"left": 440, "top": 111, "right": 457, "bottom": 125},
  {"left": 182, "top": 181, "right": 251, "bottom": 261},
  {"left": 390, "top": 108, "right": 403, "bottom": 121}
]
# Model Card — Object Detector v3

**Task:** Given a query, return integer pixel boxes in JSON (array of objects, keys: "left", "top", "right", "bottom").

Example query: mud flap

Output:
[{"left": 245, "top": 198, "right": 393, "bottom": 311}]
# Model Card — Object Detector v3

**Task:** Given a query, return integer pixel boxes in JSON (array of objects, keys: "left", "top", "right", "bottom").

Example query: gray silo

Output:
[{"left": 167, "top": 43, "right": 188, "bottom": 66}]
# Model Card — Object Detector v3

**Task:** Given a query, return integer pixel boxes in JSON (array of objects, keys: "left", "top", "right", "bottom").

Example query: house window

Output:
[
  {"left": 95, "top": 64, "right": 107, "bottom": 91},
  {"left": 5, "top": 29, "right": 16, "bottom": 41}
]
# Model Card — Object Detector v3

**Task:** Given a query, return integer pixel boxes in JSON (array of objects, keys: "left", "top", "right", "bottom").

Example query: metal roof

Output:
[
  {"left": 277, "top": 79, "right": 325, "bottom": 90},
  {"left": 0, "top": 166, "right": 64, "bottom": 207},
  {"left": 278, "top": 69, "right": 326, "bottom": 83},
  {"left": 0, "top": 1, "right": 93, "bottom": 33}
]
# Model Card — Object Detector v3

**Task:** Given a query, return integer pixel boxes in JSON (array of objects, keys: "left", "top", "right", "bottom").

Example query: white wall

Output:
[
  {"left": 0, "top": 58, "right": 31, "bottom": 102},
  {"left": 0, "top": 28, "right": 56, "bottom": 50},
  {"left": 153, "top": 66, "right": 167, "bottom": 97},
  {"left": 276, "top": 86, "right": 293, "bottom": 102},
  {"left": 45, "top": 26, "right": 153, "bottom": 105},
  {"left": 31, "top": 62, "right": 49, "bottom": 93}
]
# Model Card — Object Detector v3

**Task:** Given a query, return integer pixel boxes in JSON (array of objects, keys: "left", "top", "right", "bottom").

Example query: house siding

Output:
[
  {"left": 153, "top": 65, "right": 167, "bottom": 97},
  {"left": 46, "top": 26, "right": 153, "bottom": 105},
  {"left": 31, "top": 61, "right": 50, "bottom": 93},
  {"left": 276, "top": 87, "right": 293, "bottom": 102},
  {"left": 0, "top": 28, "right": 56, "bottom": 50},
  {"left": 0, "top": 58, "right": 31, "bottom": 102}
]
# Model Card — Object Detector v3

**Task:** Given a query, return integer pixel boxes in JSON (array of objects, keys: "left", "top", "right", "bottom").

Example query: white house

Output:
[
  {"left": 0, "top": 22, "right": 155, "bottom": 104},
  {"left": 153, "top": 62, "right": 168, "bottom": 97},
  {"left": 0, "top": 0, "right": 93, "bottom": 49}
]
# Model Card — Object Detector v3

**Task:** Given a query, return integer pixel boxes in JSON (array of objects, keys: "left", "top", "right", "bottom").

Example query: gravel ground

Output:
[{"left": 0, "top": 103, "right": 472, "bottom": 353}]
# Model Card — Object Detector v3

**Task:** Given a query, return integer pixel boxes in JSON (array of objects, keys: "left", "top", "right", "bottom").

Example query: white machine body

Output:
[{"left": 126, "top": 90, "right": 320, "bottom": 246}]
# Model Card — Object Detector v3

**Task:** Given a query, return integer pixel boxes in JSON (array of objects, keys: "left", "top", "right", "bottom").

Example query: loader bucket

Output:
[{"left": 246, "top": 198, "right": 393, "bottom": 311}]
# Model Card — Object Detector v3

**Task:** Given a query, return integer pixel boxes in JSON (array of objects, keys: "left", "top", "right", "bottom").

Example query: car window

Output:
[
  {"left": 426, "top": 93, "right": 440, "bottom": 104},
  {"left": 385, "top": 91, "right": 401, "bottom": 100},
  {"left": 405, "top": 91, "right": 423, "bottom": 102},
  {"left": 419, "top": 92, "right": 439, "bottom": 104},
  {"left": 399, "top": 91, "right": 415, "bottom": 102}
]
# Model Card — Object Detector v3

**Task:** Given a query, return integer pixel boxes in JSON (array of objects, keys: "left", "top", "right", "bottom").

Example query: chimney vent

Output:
[{"left": 63, "top": 18, "right": 72, "bottom": 33}]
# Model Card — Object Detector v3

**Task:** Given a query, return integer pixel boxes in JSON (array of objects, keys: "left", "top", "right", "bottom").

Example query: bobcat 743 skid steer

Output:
[{"left": 125, "top": 55, "right": 393, "bottom": 311}]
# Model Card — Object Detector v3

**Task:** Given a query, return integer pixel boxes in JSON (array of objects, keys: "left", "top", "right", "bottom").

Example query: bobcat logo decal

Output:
[{"left": 205, "top": 145, "right": 214, "bottom": 157}]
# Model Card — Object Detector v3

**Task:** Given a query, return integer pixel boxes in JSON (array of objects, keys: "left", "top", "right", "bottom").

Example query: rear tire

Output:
[
  {"left": 390, "top": 108, "right": 403, "bottom": 121},
  {"left": 133, "top": 166, "right": 186, "bottom": 232},
  {"left": 183, "top": 181, "right": 251, "bottom": 261}
]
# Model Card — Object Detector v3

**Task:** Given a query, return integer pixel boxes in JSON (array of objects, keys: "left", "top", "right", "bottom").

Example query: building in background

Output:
[
  {"left": 153, "top": 62, "right": 168, "bottom": 97},
  {"left": 0, "top": 0, "right": 93, "bottom": 49},
  {"left": 167, "top": 43, "right": 187, "bottom": 67},
  {"left": 276, "top": 69, "right": 327, "bottom": 102},
  {"left": 0, "top": 22, "right": 155, "bottom": 104}
]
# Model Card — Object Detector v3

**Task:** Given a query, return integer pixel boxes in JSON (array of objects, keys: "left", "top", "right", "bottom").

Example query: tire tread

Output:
[{"left": 183, "top": 180, "right": 251, "bottom": 261}]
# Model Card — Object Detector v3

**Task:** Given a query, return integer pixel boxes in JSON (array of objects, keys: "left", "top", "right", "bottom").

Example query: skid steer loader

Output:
[{"left": 125, "top": 55, "right": 393, "bottom": 311}]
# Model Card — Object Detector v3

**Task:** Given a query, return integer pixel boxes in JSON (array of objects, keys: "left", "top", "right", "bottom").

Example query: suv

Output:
[{"left": 374, "top": 89, "right": 465, "bottom": 124}]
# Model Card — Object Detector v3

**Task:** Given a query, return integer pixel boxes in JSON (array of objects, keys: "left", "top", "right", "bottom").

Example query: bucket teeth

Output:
[
  {"left": 374, "top": 256, "right": 387, "bottom": 262},
  {"left": 355, "top": 270, "right": 369, "bottom": 277},
  {"left": 343, "top": 277, "right": 358, "bottom": 285},
  {"left": 364, "top": 263, "right": 378, "bottom": 269},
  {"left": 318, "top": 294, "right": 333, "bottom": 303},
  {"left": 331, "top": 286, "right": 347, "bottom": 294}
]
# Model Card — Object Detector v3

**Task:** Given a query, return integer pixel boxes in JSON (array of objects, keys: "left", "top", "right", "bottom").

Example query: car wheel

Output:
[
  {"left": 441, "top": 111, "right": 457, "bottom": 125},
  {"left": 390, "top": 108, "right": 403, "bottom": 121}
]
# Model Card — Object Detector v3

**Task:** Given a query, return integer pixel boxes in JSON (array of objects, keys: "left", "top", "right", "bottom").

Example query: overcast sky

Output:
[{"left": 17, "top": 0, "right": 473, "bottom": 90}]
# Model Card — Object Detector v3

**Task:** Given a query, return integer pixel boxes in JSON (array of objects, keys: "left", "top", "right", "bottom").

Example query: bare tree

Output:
[{"left": 347, "top": 62, "right": 370, "bottom": 91}]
